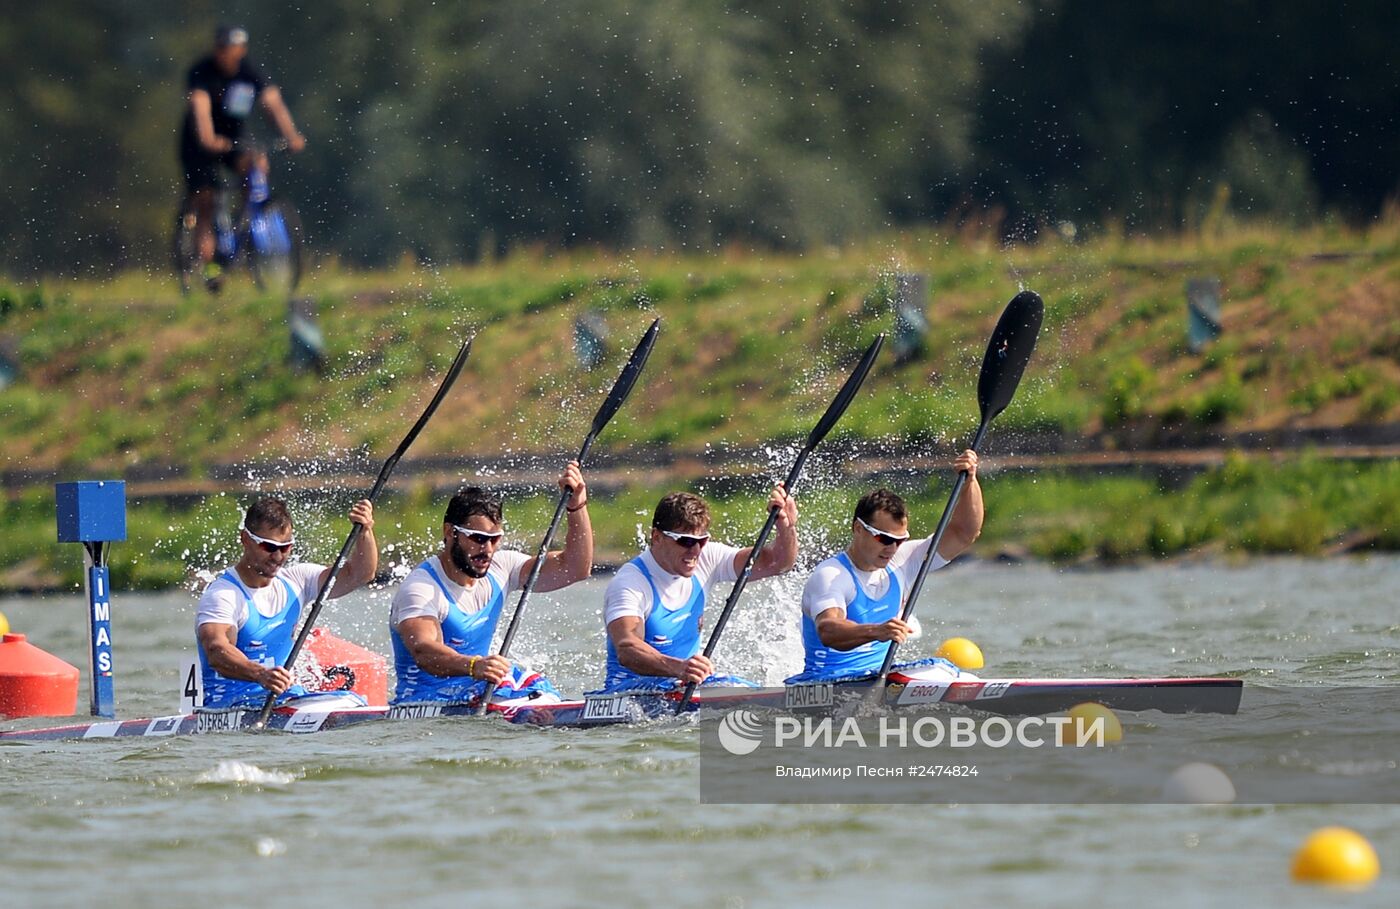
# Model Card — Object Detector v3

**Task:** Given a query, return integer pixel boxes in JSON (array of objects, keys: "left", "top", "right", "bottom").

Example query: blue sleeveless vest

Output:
[
  {"left": 799, "top": 552, "right": 903, "bottom": 678},
  {"left": 198, "top": 569, "right": 309, "bottom": 709},
  {"left": 391, "top": 558, "right": 506, "bottom": 703},
  {"left": 603, "top": 556, "right": 704, "bottom": 691}
]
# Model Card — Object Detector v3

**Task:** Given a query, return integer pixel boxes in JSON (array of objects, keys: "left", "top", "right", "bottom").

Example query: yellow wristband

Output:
[{"left": 468, "top": 656, "right": 479, "bottom": 679}]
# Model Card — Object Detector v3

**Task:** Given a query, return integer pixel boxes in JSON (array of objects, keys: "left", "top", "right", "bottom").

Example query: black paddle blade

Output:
[
  {"left": 977, "top": 291, "right": 1043, "bottom": 421},
  {"left": 807, "top": 333, "right": 884, "bottom": 448},
  {"left": 591, "top": 318, "right": 660, "bottom": 434}
]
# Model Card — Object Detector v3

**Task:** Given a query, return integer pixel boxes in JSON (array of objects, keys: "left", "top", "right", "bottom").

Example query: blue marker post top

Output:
[{"left": 55, "top": 481, "right": 128, "bottom": 544}]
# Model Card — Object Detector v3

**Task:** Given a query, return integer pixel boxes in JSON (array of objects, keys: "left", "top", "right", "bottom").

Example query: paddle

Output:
[
  {"left": 474, "top": 318, "right": 661, "bottom": 715},
  {"left": 252, "top": 337, "right": 474, "bottom": 729},
  {"left": 675, "top": 333, "right": 885, "bottom": 713},
  {"left": 875, "top": 290, "right": 1044, "bottom": 683}
]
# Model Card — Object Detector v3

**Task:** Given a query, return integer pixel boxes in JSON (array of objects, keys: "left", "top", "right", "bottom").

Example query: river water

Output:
[{"left": 1, "top": 556, "right": 1396, "bottom": 907}]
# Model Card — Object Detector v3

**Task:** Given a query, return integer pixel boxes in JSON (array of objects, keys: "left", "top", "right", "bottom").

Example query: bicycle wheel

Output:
[
  {"left": 171, "top": 205, "right": 200, "bottom": 296},
  {"left": 246, "top": 199, "right": 303, "bottom": 294}
]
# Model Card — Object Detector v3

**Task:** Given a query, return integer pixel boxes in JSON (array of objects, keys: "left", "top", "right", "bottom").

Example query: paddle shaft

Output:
[
  {"left": 703, "top": 452, "right": 809, "bottom": 661},
  {"left": 495, "top": 434, "right": 595, "bottom": 659},
  {"left": 675, "top": 334, "right": 885, "bottom": 712},
  {"left": 672, "top": 456, "right": 804, "bottom": 711},
  {"left": 875, "top": 290, "right": 1043, "bottom": 681},
  {"left": 471, "top": 433, "right": 593, "bottom": 714},
  {"left": 875, "top": 419, "right": 988, "bottom": 679},
  {"left": 253, "top": 337, "right": 472, "bottom": 728},
  {"left": 474, "top": 319, "right": 660, "bottom": 714}
]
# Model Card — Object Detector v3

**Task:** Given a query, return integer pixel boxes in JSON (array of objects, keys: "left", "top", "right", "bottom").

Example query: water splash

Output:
[{"left": 195, "top": 760, "right": 297, "bottom": 787}]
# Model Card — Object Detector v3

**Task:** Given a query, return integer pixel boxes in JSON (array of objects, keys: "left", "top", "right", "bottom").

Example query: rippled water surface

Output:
[{"left": 2, "top": 556, "right": 1397, "bottom": 908}]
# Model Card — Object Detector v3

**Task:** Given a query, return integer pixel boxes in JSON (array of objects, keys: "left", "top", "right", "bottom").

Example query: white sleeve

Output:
[
  {"left": 890, "top": 537, "right": 948, "bottom": 590},
  {"left": 801, "top": 562, "right": 857, "bottom": 620},
  {"left": 390, "top": 572, "right": 445, "bottom": 627},
  {"left": 286, "top": 562, "right": 329, "bottom": 604},
  {"left": 195, "top": 581, "right": 245, "bottom": 629},
  {"left": 700, "top": 541, "right": 744, "bottom": 587},
  {"left": 495, "top": 550, "right": 532, "bottom": 594},
  {"left": 603, "top": 563, "right": 650, "bottom": 627}
]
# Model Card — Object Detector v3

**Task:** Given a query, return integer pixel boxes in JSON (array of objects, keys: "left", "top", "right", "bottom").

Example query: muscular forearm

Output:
[
  {"left": 754, "top": 522, "right": 798, "bottom": 577},
  {"left": 940, "top": 476, "right": 984, "bottom": 557},
  {"left": 204, "top": 640, "right": 272, "bottom": 683},
  {"left": 616, "top": 640, "right": 688, "bottom": 679},
  {"left": 409, "top": 642, "right": 479, "bottom": 679},
  {"left": 332, "top": 530, "right": 379, "bottom": 595},
  {"left": 559, "top": 508, "right": 593, "bottom": 582},
  {"left": 817, "top": 619, "right": 889, "bottom": 652}
]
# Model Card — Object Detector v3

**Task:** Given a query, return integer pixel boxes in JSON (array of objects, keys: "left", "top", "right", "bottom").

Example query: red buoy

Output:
[
  {"left": 0, "top": 633, "right": 80, "bottom": 718},
  {"left": 305, "top": 628, "right": 388, "bottom": 706}
]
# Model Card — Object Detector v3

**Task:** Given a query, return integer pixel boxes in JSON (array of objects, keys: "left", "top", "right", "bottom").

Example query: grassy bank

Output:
[
  {"left": 2, "top": 453, "right": 1395, "bottom": 593},
  {"left": 2, "top": 224, "right": 1398, "bottom": 590},
  {"left": 1, "top": 223, "right": 1398, "bottom": 476}
]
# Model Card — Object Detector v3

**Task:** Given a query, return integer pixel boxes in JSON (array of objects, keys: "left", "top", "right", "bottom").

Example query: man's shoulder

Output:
[
  {"left": 806, "top": 553, "right": 849, "bottom": 580},
  {"left": 492, "top": 549, "right": 530, "bottom": 572},
  {"left": 608, "top": 557, "right": 644, "bottom": 582},
  {"left": 197, "top": 569, "right": 238, "bottom": 603},
  {"left": 186, "top": 57, "right": 218, "bottom": 85},
  {"left": 279, "top": 562, "right": 327, "bottom": 593},
  {"left": 236, "top": 59, "right": 267, "bottom": 86},
  {"left": 803, "top": 554, "right": 854, "bottom": 594},
  {"left": 393, "top": 561, "right": 438, "bottom": 596},
  {"left": 399, "top": 560, "right": 435, "bottom": 583},
  {"left": 604, "top": 559, "right": 648, "bottom": 601},
  {"left": 696, "top": 540, "right": 742, "bottom": 583},
  {"left": 890, "top": 539, "right": 941, "bottom": 576}
]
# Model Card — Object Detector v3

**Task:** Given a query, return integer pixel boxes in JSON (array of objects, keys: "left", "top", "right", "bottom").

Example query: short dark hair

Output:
[
  {"left": 652, "top": 492, "right": 710, "bottom": 533},
  {"left": 854, "top": 488, "right": 908, "bottom": 525},
  {"left": 245, "top": 498, "right": 292, "bottom": 534},
  {"left": 445, "top": 487, "right": 503, "bottom": 526}
]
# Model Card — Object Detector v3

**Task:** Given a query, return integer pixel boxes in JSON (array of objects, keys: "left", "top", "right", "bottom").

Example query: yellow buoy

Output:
[
  {"left": 1291, "top": 827, "right": 1380, "bottom": 886},
  {"left": 935, "top": 637, "right": 984, "bottom": 670},
  {"left": 1063, "top": 701, "right": 1123, "bottom": 744},
  {"left": 0, "top": 610, "right": 8, "bottom": 637}
]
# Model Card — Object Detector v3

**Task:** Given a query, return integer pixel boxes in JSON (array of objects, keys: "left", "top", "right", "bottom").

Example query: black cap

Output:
[{"left": 214, "top": 25, "right": 248, "bottom": 47}]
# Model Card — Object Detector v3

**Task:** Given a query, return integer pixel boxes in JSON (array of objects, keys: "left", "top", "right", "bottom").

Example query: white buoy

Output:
[{"left": 1162, "top": 762, "right": 1236, "bottom": 803}]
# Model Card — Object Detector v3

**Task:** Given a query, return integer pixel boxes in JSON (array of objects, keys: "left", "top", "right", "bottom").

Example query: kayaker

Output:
[
  {"left": 389, "top": 462, "right": 591, "bottom": 705},
  {"left": 196, "top": 497, "right": 378, "bottom": 709},
  {"left": 599, "top": 486, "right": 798, "bottom": 693},
  {"left": 787, "top": 450, "right": 983, "bottom": 683}
]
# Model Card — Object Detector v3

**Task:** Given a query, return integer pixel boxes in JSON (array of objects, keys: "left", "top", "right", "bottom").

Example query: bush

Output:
[{"left": 1101, "top": 357, "right": 1155, "bottom": 427}]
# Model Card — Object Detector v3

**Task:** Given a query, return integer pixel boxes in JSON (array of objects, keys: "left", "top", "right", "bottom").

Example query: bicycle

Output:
[{"left": 172, "top": 142, "right": 303, "bottom": 295}]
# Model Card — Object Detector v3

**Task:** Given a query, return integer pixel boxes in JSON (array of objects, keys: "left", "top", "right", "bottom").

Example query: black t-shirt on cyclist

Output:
[{"left": 179, "top": 56, "right": 267, "bottom": 161}]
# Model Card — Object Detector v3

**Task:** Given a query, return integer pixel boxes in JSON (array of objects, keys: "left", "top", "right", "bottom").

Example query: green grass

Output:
[
  {"left": 3, "top": 222, "right": 1399, "bottom": 475},
  {"left": 2, "top": 454, "right": 1395, "bottom": 592}
]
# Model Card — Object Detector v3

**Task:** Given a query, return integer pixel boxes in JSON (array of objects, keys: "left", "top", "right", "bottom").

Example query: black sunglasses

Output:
[{"left": 855, "top": 516, "right": 910, "bottom": 547}]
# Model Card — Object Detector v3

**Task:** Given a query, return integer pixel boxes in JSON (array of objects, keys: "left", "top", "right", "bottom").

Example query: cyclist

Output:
[{"left": 178, "top": 25, "right": 305, "bottom": 292}]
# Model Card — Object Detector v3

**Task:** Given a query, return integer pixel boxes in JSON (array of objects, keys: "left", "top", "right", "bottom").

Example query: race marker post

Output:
[{"left": 55, "top": 480, "right": 126, "bottom": 718}]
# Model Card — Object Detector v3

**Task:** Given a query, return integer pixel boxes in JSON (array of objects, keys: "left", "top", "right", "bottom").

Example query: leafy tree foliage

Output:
[{"left": 0, "top": 1, "right": 1394, "bottom": 275}]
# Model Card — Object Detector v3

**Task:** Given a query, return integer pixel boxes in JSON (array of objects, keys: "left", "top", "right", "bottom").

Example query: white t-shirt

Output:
[
  {"left": 390, "top": 550, "right": 531, "bottom": 627},
  {"left": 800, "top": 537, "right": 948, "bottom": 621},
  {"left": 602, "top": 543, "right": 743, "bottom": 627},
  {"left": 195, "top": 562, "right": 328, "bottom": 630}
]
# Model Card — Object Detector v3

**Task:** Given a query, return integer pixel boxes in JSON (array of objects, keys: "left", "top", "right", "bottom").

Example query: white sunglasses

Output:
[
  {"left": 244, "top": 526, "right": 295, "bottom": 553},
  {"left": 656, "top": 528, "right": 710, "bottom": 548},
  {"left": 855, "top": 515, "right": 909, "bottom": 546},
  {"left": 453, "top": 524, "right": 505, "bottom": 545}
]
